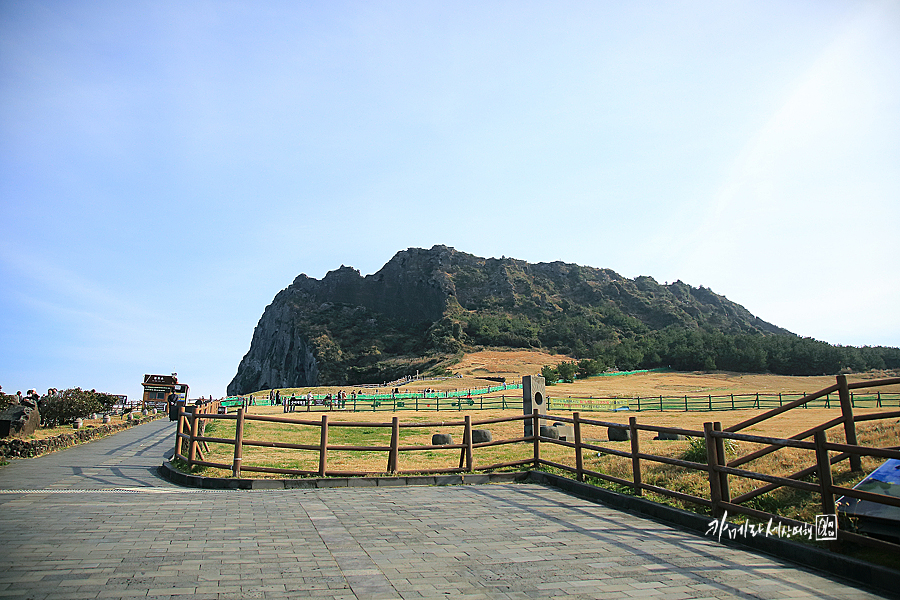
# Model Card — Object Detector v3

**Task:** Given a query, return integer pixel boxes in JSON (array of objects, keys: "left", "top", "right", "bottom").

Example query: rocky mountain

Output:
[{"left": 227, "top": 246, "right": 793, "bottom": 395}]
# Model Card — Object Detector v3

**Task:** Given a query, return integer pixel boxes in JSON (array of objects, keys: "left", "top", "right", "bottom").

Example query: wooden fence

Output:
[
  {"left": 173, "top": 398, "right": 221, "bottom": 465},
  {"left": 175, "top": 375, "right": 900, "bottom": 554}
]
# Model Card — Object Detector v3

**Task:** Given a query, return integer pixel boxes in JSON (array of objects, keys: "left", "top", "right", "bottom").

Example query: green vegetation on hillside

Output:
[{"left": 301, "top": 301, "right": 899, "bottom": 383}]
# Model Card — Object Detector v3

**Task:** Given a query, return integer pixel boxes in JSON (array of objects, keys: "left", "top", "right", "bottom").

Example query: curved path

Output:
[{"left": 0, "top": 419, "right": 889, "bottom": 599}]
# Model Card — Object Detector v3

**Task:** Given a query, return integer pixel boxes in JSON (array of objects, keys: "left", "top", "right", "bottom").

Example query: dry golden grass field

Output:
[
  {"left": 265, "top": 349, "right": 900, "bottom": 404},
  {"left": 249, "top": 349, "right": 900, "bottom": 440},
  {"left": 191, "top": 350, "right": 900, "bottom": 517}
]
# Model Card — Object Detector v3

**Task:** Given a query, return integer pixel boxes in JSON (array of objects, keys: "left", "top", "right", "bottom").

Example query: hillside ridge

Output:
[{"left": 227, "top": 246, "right": 802, "bottom": 394}]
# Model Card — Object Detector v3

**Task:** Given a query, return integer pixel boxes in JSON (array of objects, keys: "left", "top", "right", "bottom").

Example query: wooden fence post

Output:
[
  {"left": 464, "top": 415, "right": 474, "bottom": 472},
  {"left": 532, "top": 409, "right": 541, "bottom": 468},
  {"left": 629, "top": 416, "right": 641, "bottom": 496},
  {"left": 197, "top": 405, "right": 210, "bottom": 454},
  {"left": 574, "top": 412, "right": 584, "bottom": 482},
  {"left": 814, "top": 430, "right": 836, "bottom": 515},
  {"left": 232, "top": 407, "right": 245, "bottom": 477},
  {"left": 175, "top": 408, "right": 186, "bottom": 458},
  {"left": 837, "top": 375, "right": 862, "bottom": 472},
  {"left": 318, "top": 414, "right": 329, "bottom": 477},
  {"left": 713, "top": 422, "right": 730, "bottom": 505},
  {"left": 388, "top": 416, "right": 400, "bottom": 473},
  {"left": 704, "top": 422, "right": 724, "bottom": 517},
  {"left": 188, "top": 408, "right": 199, "bottom": 466}
]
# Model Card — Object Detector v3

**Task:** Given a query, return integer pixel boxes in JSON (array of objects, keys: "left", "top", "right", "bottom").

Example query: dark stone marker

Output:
[{"left": 607, "top": 426, "right": 631, "bottom": 441}]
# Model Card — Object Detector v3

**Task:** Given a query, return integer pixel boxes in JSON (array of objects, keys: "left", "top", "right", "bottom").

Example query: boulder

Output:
[
  {"left": 0, "top": 403, "right": 40, "bottom": 439},
  {"left": 654, "top": 432, "right": 686, "bottom": 441},
  {"left": 471, "top": 429, "right": 492, "bottom": 443},
  {"left": 432, "top": 433, "right": 453, "bottom": 445},
  {"left": 607, "top": 426, "right": 631, "bottom": 441},
  {"left": 539, "top": 425, "right": 560, "bottom": 439}
]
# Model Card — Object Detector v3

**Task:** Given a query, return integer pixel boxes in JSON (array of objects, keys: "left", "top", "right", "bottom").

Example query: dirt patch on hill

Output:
[{"left": 452, "top": 349, "right": 568, "bottom": 379}]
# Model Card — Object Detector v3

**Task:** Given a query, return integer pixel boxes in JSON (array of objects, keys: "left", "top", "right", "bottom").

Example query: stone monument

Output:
[{"left": 522, "top": 375, "right": 546, "bottom": 437}]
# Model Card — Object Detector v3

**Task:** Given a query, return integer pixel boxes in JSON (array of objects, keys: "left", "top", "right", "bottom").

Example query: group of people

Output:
[{"left": 282, "top": 390, "right": 351, "bottom": 411}]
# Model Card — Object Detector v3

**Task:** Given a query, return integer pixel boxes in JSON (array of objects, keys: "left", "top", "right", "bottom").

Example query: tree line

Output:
[
  {"left": 460, "top": 311, "right": 900, "bottom": 377},
  {"left": 581, "top": 329, "right": 900, "bottom": 376}
]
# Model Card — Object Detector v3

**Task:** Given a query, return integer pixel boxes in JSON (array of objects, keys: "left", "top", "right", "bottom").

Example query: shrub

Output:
[
  {"left": 681, "top": 436, "right": 738, "bottom": 464},
  {"left": 556, "top": 361, "right": 578, "bottom": 383},
  {"left": 39, "top": 388, "right": 111, "bottom": 427},
  {"left": 577, "top": 358, "right": 604, "bottom": 379},
  {"left": 93, "top": 392, "right": 118, "bottom": 413},
  {"left": 541, "top": 364, "right": 558, "bottom": 384}
]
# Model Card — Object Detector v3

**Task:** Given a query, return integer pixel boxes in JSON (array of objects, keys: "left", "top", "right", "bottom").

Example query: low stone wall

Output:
[{"left": 0, "top": 413, "right": 166, "bottom": 458}]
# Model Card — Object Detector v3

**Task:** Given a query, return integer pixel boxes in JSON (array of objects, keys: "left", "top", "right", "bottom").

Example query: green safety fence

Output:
[
  {"left": 224, "top": 393, "right": 523, "bottom": 412},
  {"left": 223, "top": 383, "right": 523, "bottom": 409},
  {"left": 222, "top": 380, "right": 900, "bottom": 413},
  {"left": 619, "top": 391, "right": 900, "bottom": 412}
]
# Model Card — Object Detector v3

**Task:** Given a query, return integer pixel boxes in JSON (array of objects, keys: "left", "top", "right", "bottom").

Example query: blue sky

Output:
[{"left": 2, "top": 1, "right": 898, "bottom": 402}]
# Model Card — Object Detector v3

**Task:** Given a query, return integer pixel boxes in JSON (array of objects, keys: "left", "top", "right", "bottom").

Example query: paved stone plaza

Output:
[{"left": 0, "top": 419, "right": 889, "bottom": 599}]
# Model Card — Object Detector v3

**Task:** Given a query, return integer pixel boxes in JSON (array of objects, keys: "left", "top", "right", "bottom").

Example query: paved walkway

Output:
[{"left": 0, "top": 419, "right": 889, "bottom": 599}]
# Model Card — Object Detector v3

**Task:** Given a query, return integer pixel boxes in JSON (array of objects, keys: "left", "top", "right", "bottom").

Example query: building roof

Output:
[{"left": 143, "top": 374, "right": 178, "bottom": 387}]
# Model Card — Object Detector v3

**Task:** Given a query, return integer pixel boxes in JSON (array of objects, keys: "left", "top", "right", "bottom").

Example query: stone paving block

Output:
[{"left": 97, "top": 590, "right": 148, "bottom": 598}]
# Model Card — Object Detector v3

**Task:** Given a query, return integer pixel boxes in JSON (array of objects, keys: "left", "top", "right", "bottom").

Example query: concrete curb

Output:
[
  {"left": 529, "top": 471, "right": 900, "bottom": 599},
  {"left": 158, "top": 461, "right": 529, "bottom": 489}
]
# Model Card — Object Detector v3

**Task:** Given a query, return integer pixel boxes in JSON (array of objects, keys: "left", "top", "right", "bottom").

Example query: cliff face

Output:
[
  {"left": 226, "top": 246, "right": 458, "bottom": 395},
  {"left": 226, "top": 297, "right": 320, "bottom": 395},
  {"left": 227, "top": 245, "right": 789, "bottom": 394}
]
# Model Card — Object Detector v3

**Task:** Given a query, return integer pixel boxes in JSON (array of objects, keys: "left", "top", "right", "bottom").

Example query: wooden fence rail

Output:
[{"left": 174, "top": 376, "right": 900, "bottom": 555}]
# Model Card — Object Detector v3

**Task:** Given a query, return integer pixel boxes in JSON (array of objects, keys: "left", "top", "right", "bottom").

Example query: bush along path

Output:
[{"left": 0, "top": 412, "right": 167, "bottom": 459}]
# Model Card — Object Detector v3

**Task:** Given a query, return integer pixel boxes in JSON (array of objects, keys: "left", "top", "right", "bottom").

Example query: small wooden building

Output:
[{"left": 142, "top": 373, "right": 189, "bottom": 410}]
